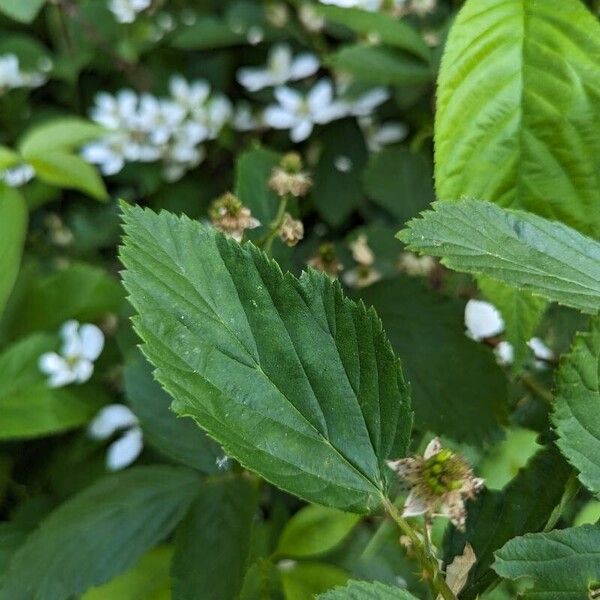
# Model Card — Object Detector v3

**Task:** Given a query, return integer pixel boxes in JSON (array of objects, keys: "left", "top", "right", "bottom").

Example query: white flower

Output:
[
  {"left": 89, "top": 404, "right": 143, "bottom": 471},
  {"left": 169, "top": 76, "right": 210, "bottom": 113},
  {"left": 264, "top": 79, "right": 347, "bottom": 142},
  {"left": 108, "top": 0, "right": 152, "bottom": 23},
  {"left": 359, "top": 116, "right": 407, "bottom": 152},
  {"left": 319, "top": 0, "right": 383, "bottom": 10},
  {"left": 528, "top": 337, "right": 554, "bottom": 370},
  {"left": 464, "top": 299, "right": 505, "bottom": 341},
  {"left": 39, "top": 320, "right": 105, "bottom": 388},
  {"left": 397, "top": 252, "right": 436, "bottom": 277},
  {"left": 494, "top": 341, "right": 514, "bottom": 367},
  {"left": 0, "top": 54, "right": 45, "bottom": 94},
  {"left": 345, "top": 88, "right": 390, "bottom": 117},
  {"left": 237, "top": 44, "right": 319, "bottom": 92},
  {"left": 0, "top": 163, "right": 35, "bottom": 187}
]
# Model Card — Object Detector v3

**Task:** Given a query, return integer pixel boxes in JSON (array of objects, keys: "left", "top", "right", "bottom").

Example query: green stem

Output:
[
  {"left": 381, "top": 496, "right": 457, "bottom": 600},
  {"left": 521, "top": 373, "right": 553, "bottom": 404},
  {"left": 259, "top": 196, "right": 289, "bottom": 256}
]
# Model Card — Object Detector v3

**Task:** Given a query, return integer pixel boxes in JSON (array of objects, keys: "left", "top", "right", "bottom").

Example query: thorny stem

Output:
[
  {"left": 381, "top": 496, "right": 457, "bottom": 600},
  {"left": 259, "top": 196, "right": 289, "bottom": 256}
]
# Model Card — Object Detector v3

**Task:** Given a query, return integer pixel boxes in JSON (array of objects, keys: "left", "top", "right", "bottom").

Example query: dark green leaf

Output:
[
  {"left": 172, "top": 476, "right": 258, "bottom": 600},
  {"left": 398, "top": 200, "right": 600, "bottom": 314},
  {"left": 363, "top": 147, "right": 434, "bottom": 224},
  {"left": 0, "top": 0, "right": 45, "bottom": 23},
  {"left": 359, "top": 276, "right": 507, "bottom": 444},
  {"left": 0, "top": 187, "right": 27, "bottom": 317},
  {"left": 317, "top": 580, "right": 419, "bottom": 599},
  {"left": 120, "top": 204, "right": 412, "bottom": 512},
  {"left": 553, "top": 315, "right": 600, "bottom": 495},
  {"left": 0, "top": 466, "right": 200, "bottom": 600},
  {"left": 493, "top": 525, "right": 600, "bottom": 600},
  {"left": 444, "top": 446, "right": 573, "bottom": 599}
]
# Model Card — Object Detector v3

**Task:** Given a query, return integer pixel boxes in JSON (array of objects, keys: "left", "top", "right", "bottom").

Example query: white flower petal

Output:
[
  {"left": 424, "top": 437, "right": 442, "bottom": 460},
  {"left": 289, "top": 53, "right": 320, "bottom": 80},
  {"left": 60, "top": 320, "right": 82, "bottom": 358},
  {"left": 263, "top": 106, "right": 298, "bottom": 129},
  {"left": 237, "top": 68, "right": 273, "bottom": 92},
  {"left": 495, "top": 340, "right": 514, "bottom": 366},
  {"left": 106, "top": 427, "right": 143, "bottom": 471},
  {"left": 274, "top": 86, "right": 303, "bottom": 111},
  {"left": 402, "top": 489, "right": 428, "bottom": 517},
  {"left": 38, "top": 352, "right": 64, "bottom": 376},
  {"left": 78, "top": 324, "right": 105, "bottom": 361},
  {"left": 49, "top": 367, "right": 77, "bottom": 388},
  {"left": 88, "top": 404, "right": 139, "bottom": 440},
  {"left": 527, "top": 337, "right": 554, "bottom": 361},
  {"left": 73, "top": 358, "right": 94, "bottom": 383},
  {"left": 308, "top": 79, "right": 334, "bottom": 113},
  {"left": 464, "top": 299, "right": 504, "bottom": 341},
  {"left": 290, "top": 119, "right": 314, "bottom": 142},
  {"left": 350, "top": 88, "right": 390, "bottom": 116}
]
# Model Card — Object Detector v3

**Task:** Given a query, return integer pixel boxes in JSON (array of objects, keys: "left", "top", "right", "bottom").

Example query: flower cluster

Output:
[
  {"left": 39, "top": 320, "right": 105, "bottom": 388},
  {"left": 108, "top": 0, "right": 152, "bottom": 24},
  {"left": 464, "top": 299, "right": 555, "bottom": 368},
  {"left": 83, "top": 78, "right": 232, "bottom": 181},
  {"left": 387, "top": 438, "right": 484, "bottom": 531},
  {"left": 209, "top": 192, "right": 261, "bottom": 242},
  {"left": 0, "top": 54, "right": 45, "bottom": 95}
]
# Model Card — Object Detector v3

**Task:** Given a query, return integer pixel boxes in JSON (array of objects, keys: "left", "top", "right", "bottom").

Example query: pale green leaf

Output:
[
  {"left": 120, "top": 204, "right": 412, "bottom": 512},
  {"left": 19, "top": 118, "right": 105, "bottom": 157},
  {"left": 276, "top": 505, "right": 360, "bottom": 558},
  {"left": 479, "top": 278, "right": 547, "bottom": 370},
  {"left": 0, "top": 187, "right": 27, "bottom": 317},
  {"left": 83, "top": 547, "right": 173, "bottom": 600},
  {"left": 172, "top": 477, "right": 258, "bottom": 600},
  {"left": 124, "top": 354, "right": 221, "bottom": 473},
  {"left": 0, "top": 147, "right": 21, "bottom": 170},
  {"left": 435, "top": 0, "right": 600, "bottom": 237},
  {"left": 0, "top": 0, "right": 45, "bottom": 22},
  {"left": 0, "top": 334, "right": 103, "bottom": 440},
  {"left": 359, "top": 277, "right": 507, "bottom": 444},
  {"left": 493, "top": 525, "right": 600, "bottom": 599},
  {"left": 0, "top": 466, "right": 200, "bottom": 600},
  {"left": 29, "top": 153, "right": 108, "bottom": 201},
  {"left": 328, "top": 46, "right": 432, "bottom": 87},
  {"left": 316, "top": 5, "right": 430, "bottom": 61},
  {"left": 280, "top": 562, "right": 349, "bottom": 600},
  {"left": 553, "top": 315, "right": 600, "bottom": 495},
  {"left": 398, "top": 200, "right": 600, "bottom": 314},
  {"left": 317, "top": 580, "right": 419, "bottom": 599}
]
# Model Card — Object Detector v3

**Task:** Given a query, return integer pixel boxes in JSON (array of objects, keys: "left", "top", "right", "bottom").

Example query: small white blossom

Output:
[
  {"left": 344, "top": 88, "right": 390, "bottom": 117},
  {"left": 397, "top": 252, "right": 436, "bottom": 277},
  {"left": 0, "top": 163, "right": 35, "bottom": 187},
  {"left": 528, "top": 337, "right": 555, "bottom": 370},
  {"left": 494, "top": 340, "right": 515, "bottom": 367},
  {"left": 39, "top": 320, "right": 105, "bottom": 388},
  {"left": 232, "top": 102, "right": 261, "bottom": 131},
  {"left": 359, "top": 116, "right": 407, "bottom": 152},
  {"left": 0, "top": 54, "right": 45, "bottom": 94},
  {"left": 319, "top": 0, "right": 383, "bottom": 10},
  {"left": 264, "top": 79, "right": 347, "bottom": 142},
  {"left": 89, "top": 404, "right": 143, "bottom": 471},
  {"left": 464, "top": 299, "right": 505, "bottom": 341},
  {"left": 237, "top": 44, "right": 319, "bottom": 92},
  {"left": 108, "top": 0, "right": 152, "bottom": 23}
]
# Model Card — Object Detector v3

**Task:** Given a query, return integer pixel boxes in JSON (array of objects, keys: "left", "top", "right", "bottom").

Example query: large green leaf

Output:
[
  {"left": 275, "top": 505, "right": 360, "bottom": 559},
  {"left": 124, "top": 354, "right": 221, "bottom": 473},
  {"left": 316, "top": 6, "right": 430, "bottom": 61},
  {"left": 398, "top": 200, "right": 600, "bottom": 314},
  {"left": 435, "top": 0, "right": 600, "bottom": 237},
  {"left": 0, "top": 334, "right": 104, "bottom": 440},
  {"left": 553, "top": 316, "right": 600, "bottom": 495},
  {"left": 317, "top": 580, "right": 419, "bottom": 600},
  {"left": 328, "top": 46, "right": 432, "bottom": 87},
  {"left": 359, "top": 277, "right": 507, "bottom": 444},
  {"left": 280, "top": 562, "right": 349, "bottom": 600},
  {"left": 0, "top": 467, "right": 200, "bottom": 600},
  {"left": 443, "top": 446, "right": 572, "bottom": 599},
  {"left": 493, "top": 525, "right": 600, "bottom": 599},
  {"left": 19, "top": 118, "right": 105, "bottom": 157},
  {"left": 0, "top": 187, "right": 27, "bottom": 317},
  {"left": 120, "top": 204, "right": 412, "bottom": 512},
  {"left": 172, "top": 476, "right": 258, "bottom": 600}
]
